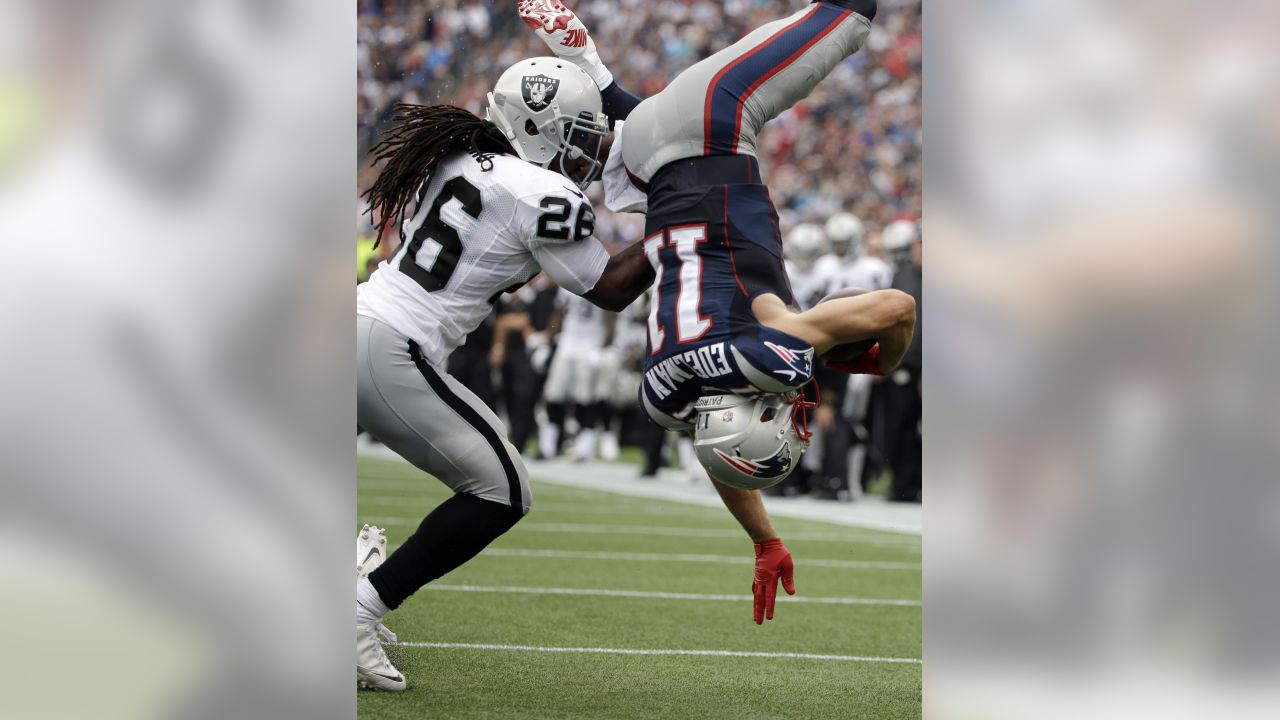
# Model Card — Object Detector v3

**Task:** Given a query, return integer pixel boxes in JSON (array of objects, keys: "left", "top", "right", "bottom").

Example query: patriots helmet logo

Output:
[
  {"left": 764, "top": 341, "right": 814, "bottom": 385},
  {"left": 713, "top": 441, "right": 794, "bottom": 480},
  {"left": 522, "top": 74, "right": 560, "bottom": 112}
]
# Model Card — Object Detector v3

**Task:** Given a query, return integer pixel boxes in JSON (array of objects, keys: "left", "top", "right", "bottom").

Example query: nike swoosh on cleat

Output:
[{"left": 358, "top": 547, "right": 381, "bottom": 571}]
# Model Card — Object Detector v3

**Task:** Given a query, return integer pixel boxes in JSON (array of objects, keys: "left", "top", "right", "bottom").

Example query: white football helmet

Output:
[
  {"left": 485, "top": 57, "right": 609, "bottom": 189},
  {"left": 692, "top": 392, "right": 815, "bottom": 490},
  {"left": 881, "top": 219, "right": 920, "bottom": 263},
  {"left": 882, "top": 219, "right": 919, "bottom": 250},
  {"left": 825, "top": 212, "right": 865, "bottom": 258},
  {"left": 784, "top": 223, "right": 828, "bottom": 274}
]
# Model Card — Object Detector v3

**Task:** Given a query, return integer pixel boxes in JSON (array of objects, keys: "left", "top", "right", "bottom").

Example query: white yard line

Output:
[
  {"left": 470, "top": 547, "right": 920, "bottom": 570},
  {"left": 429, "top": 584, "right": 921, "bottom": 607},
  {"left": 393, "top": 641, "right": 921, "bottom": 665},
  {"left": 358, "top": 447, "right": 922, "bottom": 535},
  {"left": 359, "top": 495, "right": 732, "bottom": 519},
  {"left": 363, "top": 517, "right": 920, "bottom": 547}
]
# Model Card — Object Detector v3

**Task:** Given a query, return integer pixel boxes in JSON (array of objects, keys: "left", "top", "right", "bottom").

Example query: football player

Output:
[
  {"left": 539, "top": 288, "right": 616, "bottom": 461},
  {"left": 820, "top": 212, "right": 895, "bottom": 296},
  {"left": 782, "top": 223, "right": 832, "bottom": 311},
  {"left": 524, "top": 0, "right": 915, "bottom": 624},
  {"left": 354, "top": 59, "right": 655, "bottom": 690}
]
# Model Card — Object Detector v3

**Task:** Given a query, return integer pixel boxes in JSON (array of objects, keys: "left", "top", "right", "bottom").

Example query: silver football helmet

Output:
[
  {"left": 881, "top": 219, "right": 920, "bottom": 263},
  {"left": 691, "top": 392, "right": 815, "bottom": 491},
  {"left": 825, "top": 212, "right": 865, "bottom": 258},
  {"left": 485, "top": 57, "right": 609, "bottom": 189},
  {"left": 784, "top": 223, "right": 828, "bottom": 274}
]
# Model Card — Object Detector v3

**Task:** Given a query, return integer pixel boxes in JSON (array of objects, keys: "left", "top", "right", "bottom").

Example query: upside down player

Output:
[
  {"left": 354, "top": 59, "right": 655, "bottom": 690},
  {"left": 522, "top": 0, "right": 916, "bottom": 623}
]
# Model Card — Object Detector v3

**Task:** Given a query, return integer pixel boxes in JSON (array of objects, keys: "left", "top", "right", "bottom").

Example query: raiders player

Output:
[
  {"left": 355, "top": 58, "right": 653, "bottom": 690},
  {"left": 524, "top": 0, "right": 915, "bottom": 624},
  {"left": 783, "top": 223, "right": 833, "bottom": 310},
  {"left": 539, "top": 288, "right": 615, "bottom": 461},
  {"left": 821, "top": 212, "right": 894, "bottom": 295}
]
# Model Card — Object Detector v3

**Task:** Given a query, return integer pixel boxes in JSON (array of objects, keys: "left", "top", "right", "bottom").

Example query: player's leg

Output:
[
  {"left": 622, "top": 1, "right": 874, "bottom": 180},
  {"left": 355, "top": 317, "right": 530, "bottom": 689},
  {"left": 540, "top": 348, "right": 572, "bottom": 457},
  {"left": 569, "top": 354, "right": 599, "bottom": 461},
  {"left": 594, "top": 346, "right": 622, "bottom": 461}
]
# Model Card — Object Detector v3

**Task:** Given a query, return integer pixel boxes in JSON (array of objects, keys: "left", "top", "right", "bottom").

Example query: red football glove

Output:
[
  {"left": 752, "top": 538, "right": 796, "bottom": 624},
  {"left": 827, "top": 342, "right": 883, "bottom": 376}
]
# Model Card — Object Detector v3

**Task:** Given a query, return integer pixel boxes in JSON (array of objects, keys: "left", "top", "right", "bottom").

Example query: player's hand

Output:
[
  {"left": 752, "top": 538, "right": 795, "bottom": 624},
  {"left": 519, "top": 0, "right": 589, "bottom": 56},
  {"left": 827, "top": 342, "right": 884, "bottom": 376}
]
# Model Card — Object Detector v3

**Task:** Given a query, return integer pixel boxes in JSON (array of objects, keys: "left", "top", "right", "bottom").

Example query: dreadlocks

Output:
[{"left": 363, "top": 104, "right": 514, "bottom": 248}]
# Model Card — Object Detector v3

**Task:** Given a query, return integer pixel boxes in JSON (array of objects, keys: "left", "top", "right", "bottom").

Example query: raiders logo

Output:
[{"left": 522, "top": 74, "right": 560, "bottom": 112}]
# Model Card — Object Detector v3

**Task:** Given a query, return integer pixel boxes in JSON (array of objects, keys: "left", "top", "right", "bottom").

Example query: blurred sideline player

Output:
[
  {"left": 881, "top": 219, "right": 923, "bottom": 502},
  {"left": 354, "top": 58, "right": 654, "bottom": 689},
  {"left": 817, "top": 212, "right": 897, "bottom": 499},
  {"left": 782, "top": 223, "right": 831, "bottom": 311},
  {"left": 523, "top": 0, "right": 915, "bottom": 624},
  {"left": 539, "top": 288, "right": 618, "bottom": 461},
  {"left": 821, "top": 212, "right": 894, "bottom": 296}
]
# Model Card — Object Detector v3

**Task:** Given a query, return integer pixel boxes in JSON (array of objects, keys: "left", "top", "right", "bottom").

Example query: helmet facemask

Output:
[{"left": 553, "top": 112, "right": 609, "bottom": 189}]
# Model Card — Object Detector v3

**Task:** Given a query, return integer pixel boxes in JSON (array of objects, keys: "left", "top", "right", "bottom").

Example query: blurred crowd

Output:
[{"left": 357, "top": 0, "right": 923, "bottom": 501}]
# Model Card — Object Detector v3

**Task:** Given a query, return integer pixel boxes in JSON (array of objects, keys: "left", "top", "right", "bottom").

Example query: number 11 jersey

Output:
[
  {"left": 639, "top": 181, "right": 816, "bottom": 430},
  {"left": 358, "top": 152, "right": 607, "bottom": 371}
]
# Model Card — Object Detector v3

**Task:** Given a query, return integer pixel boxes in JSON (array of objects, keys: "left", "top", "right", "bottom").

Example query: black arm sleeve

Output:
[{"left": 601, "top": 81, "right": 643, "bottom": 127}]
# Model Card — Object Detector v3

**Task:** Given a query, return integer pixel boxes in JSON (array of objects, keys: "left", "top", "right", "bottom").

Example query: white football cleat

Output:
[
  {"left": 599, "top": 431, "right": 620, "bottom": 462},
  {"left": 570, "top": 429, "right": 596, "bottom": 463},
  {"left": 357, "top": 617, "right": 406, "bottom": 692},
  {"left": 356, "top": 524, "right": 387, "bottom": 579},
  {"left": 519, "top": 0, "right": 613, "bottom": 89},
  {"left": 356, "top": 525, "right": 403, "bottom": 689}
]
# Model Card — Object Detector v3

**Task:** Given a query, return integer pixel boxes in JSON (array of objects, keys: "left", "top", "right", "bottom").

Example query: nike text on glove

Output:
[
  {"left": 752, "top": 538, "right": 796, "bottom": 624},
  {"left": 827, "top": 342, "right": 884, "bottom": 376},
  {"left": 518, "top": 0, "right": 614, "bottom": 89}
]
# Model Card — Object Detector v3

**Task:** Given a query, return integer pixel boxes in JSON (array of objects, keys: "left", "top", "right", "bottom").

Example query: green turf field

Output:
[{"left": 357, "top": 455, "right": 921, "bottom": 719}]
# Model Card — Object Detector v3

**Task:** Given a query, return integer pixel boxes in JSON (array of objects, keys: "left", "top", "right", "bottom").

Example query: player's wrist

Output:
[{"left": 753, "top": 537, "right": 784, "bottom": 553}]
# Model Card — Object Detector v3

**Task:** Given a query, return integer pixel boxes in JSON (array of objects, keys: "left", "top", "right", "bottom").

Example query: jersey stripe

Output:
[
  {"left": 703, "top": 4, "right": 848, "bottom": 155},
  {"left": 407, "top": 339, "right": 524, "bottom": 510}
]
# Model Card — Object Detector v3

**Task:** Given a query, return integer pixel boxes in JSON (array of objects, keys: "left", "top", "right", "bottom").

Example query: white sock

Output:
[{"left": 356, "top": 577, "right": 390, "bottom": 624}]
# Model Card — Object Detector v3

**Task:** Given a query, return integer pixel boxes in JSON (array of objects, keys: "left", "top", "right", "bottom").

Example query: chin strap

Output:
[{"left": 788, "top": 382, "right": 821, "bottom": 444}]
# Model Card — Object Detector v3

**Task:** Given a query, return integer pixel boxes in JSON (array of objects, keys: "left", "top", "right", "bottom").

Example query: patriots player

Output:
[
  {"left": 524, "top": 0, "right": 916, "bottom": 624},
  {"left": 354, "top": 59, "right": 655, "bottom": 690}
]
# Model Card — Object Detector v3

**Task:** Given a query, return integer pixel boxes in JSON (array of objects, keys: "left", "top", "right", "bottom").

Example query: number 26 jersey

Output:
[{"left": 358, "top": 152, "right": 608, "bottom": 371}]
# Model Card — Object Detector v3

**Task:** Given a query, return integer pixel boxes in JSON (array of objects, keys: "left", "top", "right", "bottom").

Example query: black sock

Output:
[
  {"left": 574, "top": 402, "right": 597, "bottom": 430},
  {"left": 547, "top": 402, "right": 566, "bottom": 437},
  {"left": 368, "top": 493, "right": 524, "bottom": 610},
  {"left": 596, "top": 402, "right": 614, "bottom": 431}
]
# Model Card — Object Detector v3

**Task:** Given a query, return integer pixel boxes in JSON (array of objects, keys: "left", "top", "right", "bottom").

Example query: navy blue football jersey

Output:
[{"left": 639, "top": 182, "right": 815, "bottom": 429}]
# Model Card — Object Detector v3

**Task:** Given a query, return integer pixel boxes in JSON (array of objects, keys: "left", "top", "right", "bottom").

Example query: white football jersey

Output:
[
  {"left": 358, "top": 152, "right": 609, "bottom": 370},
  {"left": 784, "top": 260, "right": 829, "bottom": 311},
  {"left": 555, "top": 288, "right": 608, "bottom": 353},
  {"left": 829, "top": 255, "right": 894, "bottom": 294}
]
